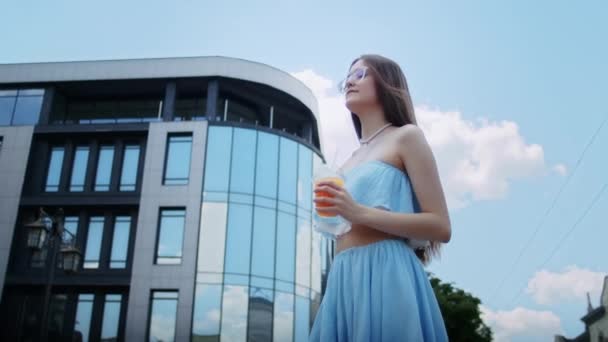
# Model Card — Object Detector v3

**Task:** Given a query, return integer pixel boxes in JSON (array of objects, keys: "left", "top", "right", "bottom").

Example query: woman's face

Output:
[{"left": 344, "top": 59, "right": 379, "bottom": 114}]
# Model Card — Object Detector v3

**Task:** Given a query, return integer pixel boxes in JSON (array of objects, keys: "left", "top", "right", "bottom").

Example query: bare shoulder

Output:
[
  {"left": 395, "top": 124, "right": 425, "bottom": 143},
  {"left": 392, "top": 124, "right": 435, "bottom": 167}
]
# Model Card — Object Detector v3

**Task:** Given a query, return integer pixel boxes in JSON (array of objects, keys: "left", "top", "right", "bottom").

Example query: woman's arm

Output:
[{"left": 314, "top": 125, "right": 451, "bottom": 242}]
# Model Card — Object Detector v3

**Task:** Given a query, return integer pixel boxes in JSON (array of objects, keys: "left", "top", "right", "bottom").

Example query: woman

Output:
[{"left": 310, "top": 54, "right": 451, "bottom": 341}]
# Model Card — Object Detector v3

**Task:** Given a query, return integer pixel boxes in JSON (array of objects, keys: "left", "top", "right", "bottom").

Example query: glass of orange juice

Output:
[{"left": 312, "top": 165, "right": 351, "bottom": 238}]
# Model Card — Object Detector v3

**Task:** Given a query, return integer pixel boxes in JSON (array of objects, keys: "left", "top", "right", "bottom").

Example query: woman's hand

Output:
[{"left": 313, "top": 181, "right": 365, "bottom": 224}]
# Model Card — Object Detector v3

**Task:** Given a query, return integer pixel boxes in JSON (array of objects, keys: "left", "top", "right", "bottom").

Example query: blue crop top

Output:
[{"left": 341, "top": 160, "right": 430, "bottom": 249}]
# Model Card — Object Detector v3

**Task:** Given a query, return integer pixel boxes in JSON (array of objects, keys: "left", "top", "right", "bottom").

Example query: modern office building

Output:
[{"left": 0, "top": 56, "right": 333, "bottom": 341}]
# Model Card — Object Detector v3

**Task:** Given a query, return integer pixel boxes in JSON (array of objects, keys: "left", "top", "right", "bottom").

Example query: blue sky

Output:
[{"left": 2, "top": 1, "right": 607, "bottom": 340}]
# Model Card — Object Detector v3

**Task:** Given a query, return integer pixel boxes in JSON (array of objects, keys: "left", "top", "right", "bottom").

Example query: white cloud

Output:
[
  {"left": 526, "top": 265, "right": 606, "bottom": 305},
  {"left": 553, "top": 164, "right": 568, "bottom": 176},
  {"left": 291, "top": 69, "right": 359, "bottom": 167},
  {"left": 292, "top": 70, "right": 550, "bottom": 209},
  {"left": 481, "top": 306, "right": 562, "bottom": 342}
]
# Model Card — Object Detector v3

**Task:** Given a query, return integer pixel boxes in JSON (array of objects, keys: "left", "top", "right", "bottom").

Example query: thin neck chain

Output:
[{"left": 360, "top": 123, "right": 393, "bottom": 145}]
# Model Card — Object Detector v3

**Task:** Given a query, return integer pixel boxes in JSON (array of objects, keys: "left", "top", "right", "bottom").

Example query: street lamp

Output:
[{"left": 24, "top": 207, "right": 82, "bottom": 341}]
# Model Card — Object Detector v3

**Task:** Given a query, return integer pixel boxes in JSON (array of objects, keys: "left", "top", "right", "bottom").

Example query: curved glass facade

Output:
[{"left": 194, "top": 125, "right": 328, "bottom": 342}]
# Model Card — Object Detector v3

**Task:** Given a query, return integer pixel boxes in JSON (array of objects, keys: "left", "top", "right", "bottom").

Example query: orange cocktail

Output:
[{"left": 314, "top": 177, "right": 344, "bottom": 217}]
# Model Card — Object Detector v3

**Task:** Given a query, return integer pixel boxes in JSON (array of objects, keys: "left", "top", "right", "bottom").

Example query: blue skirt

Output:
[{"left": 309, "top": 239, "right": 448, "bottom": 342}]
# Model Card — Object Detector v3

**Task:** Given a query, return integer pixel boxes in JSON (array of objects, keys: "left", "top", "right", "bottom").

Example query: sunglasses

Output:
[{"left": 338, "top": 67, "right": 368, "bottom": 93}]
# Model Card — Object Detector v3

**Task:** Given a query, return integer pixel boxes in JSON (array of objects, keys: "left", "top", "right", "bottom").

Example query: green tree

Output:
[{"left": 430, "top": 276, "right": 493, "bottom": 342}]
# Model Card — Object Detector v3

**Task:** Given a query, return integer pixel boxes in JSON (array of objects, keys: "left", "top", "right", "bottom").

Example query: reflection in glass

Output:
[
  {"left": 220, "top": 286, "right": 248, "bottom": 342},
  {"left": 192, "top": 284, "right": 221, "bottom": 341},
  {"left": 273, "top": 292, "right": 294, "bottom": 342},
  {"left": 297, "top": 146, "right": 313, "bottom": 210},
  {"left": 110, "top": 216, "right": 131, "bottom": 268},
  {"left": 251, "top": 207, "right": 275, "bottom": 279},
  {"left": 11, "top": 93, "right": 43, "bottom": 125},
  {"left": 70, "top": 146, "right": 90, "bottom": 192},
  {"left": 203, "top": 126, "right": 232, "bottom": 193},
  {"left": 47, "top": 294, "right": 67, "bottom": 339},
  {"left": 230, "top": 128, "right": 256, "bottom": 194},
  {"left": 95, "top": 145, "right": 115, "bottom": 191},
  {"left": 120, "top": 144, "right": 140, "bottom": 191},
  {"left": 74, "top": 294, "right": 94, "bottom": 342},
  {"left": 64, "top": 216, "right": 79, "bottom": 237},
  {"left": 310, "top": 231, "right": 322, "bottom": 294},
  {"left": 275, "top": 212, "right": 296, "bottom": 283},
  {"left": 248, "top": 287, "right": 274, "bottom": 342},
  {"left": 198, "top": 202, "right": 227, "bottom": 274},
  {"left": 148, "top": 291, "right": 178, "bottom": 342},
  {"left": 84, "top": 217, "right": 104, "bottom": 269},
  {"left": 224, "top": 204, "right": 252, "bottom": 275},
  {"left": 156, "top": 209, "right": 185, "bottom": 264},
  {"left": 101, "top": 294, "right": 122, "bottom": 341},
  {"left": 296, "top": 217, "right": 311, "bottom": 289},
  {"left": 30, "top": 248, "right": 48, "bottom": 268},
  {"left": 175, "top": 96, "right": 207, "bottom": 121},
  {"left": 45, "top": 147, "right": 65, "bottom": 192},
  {"left": 164, "top": 134, "right": 192, "bottom": 185},
  {"left": 255, "top": 132, "right": 279, "bottom": 199},
  {"left": 295, "top": 296, "right": 310, "bottom": 342},
  {"left": 279, "top": 138, "right": 298, "bottom": 204},
  {"left": 0, "top": 96, "right": 16, "bottom": 125}
]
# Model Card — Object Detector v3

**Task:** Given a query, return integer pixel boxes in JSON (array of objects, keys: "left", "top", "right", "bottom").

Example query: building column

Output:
[
  {"left": 38, "top": 86, "right": 55, "bottom": 125},
  {"left": 205, "top": 79, "right": 219, "bottom": 121},
  {"left": 162, "top": 82, "right": 177, "bottom": 122}
]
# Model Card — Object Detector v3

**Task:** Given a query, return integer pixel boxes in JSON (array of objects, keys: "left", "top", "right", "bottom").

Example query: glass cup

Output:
[{"left": 312, "top": 165, "right": 351, "bottom": 238}]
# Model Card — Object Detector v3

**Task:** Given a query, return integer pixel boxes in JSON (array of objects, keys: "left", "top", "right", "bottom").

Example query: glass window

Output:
[
  {"left": 30, "top": 248, "right": 48, "bottom": 268},
  {"left": 273, "top": 292, "right": 294, "bottom": 342},
  {"left": 17, "top": 89, "right": 43, "bottom": 96},
  {"left": 70, "top": 146, "right": 90, "bottom": 192},
  {"left": 197, "top": 202, "right": 227, "bottom": 274},
  {"left": 220, "top": 286, "right": 248, "bottom": 342},
  {"left": 84, "top": 216, "right": 104, "bottom": 269},
  {"left": 156, "top": 209, "right": 185, "bottom": 264},
  {"left": 120, "top": 144, "right": 140, "bottom": 191},
  {"left": 48, "top": 294, "right": 68, "bottom": 338},
  {"left": 101, "top": 294, "right": 122, "bottom": 341},
  {"left": 61, "top": 216, "right": 79, "bottom": 253},
  {"left": 148, "top": 291, "right": 178, "bottom": 342},
  {"left": 279, "top": 138, "right": 298, "bottom": 204},
  {"left": 230, "top": 128, "right": 256, "bottom": 194},
  {"left": 65, "top": 98, "right": 161, "bottom": 124},
  {"left": 163, "top": 134, "right": 192, "bottom": 185},
  {"left": 255, "top": 132, "right": 279, "bottom": 199},
  {"left": 248, "top": 287, "right": 274, "bottom": 342},
  {"left": 298, "top": 146, "right": 313, "bottom": 210},
  {"left": 275, "top": 212, "right": 296, "bottom": 283},
  {"left": 310, "top": 231, "right": 322, "bottom": 294},
  {"left": 95, "top": 145, "right": 115, "bottom": 191},
  {"left": 0, "top": 96, "right": 16, "bottom": 125},
  {"left": 251, "top": 207, "right": 275, "bottom": 279},
  {"left": 203, "top": 126, "right": 232, "bottom": 192},
  {"left": 192, "top": 284, "right": 222, "bottom": 342},
  {"left": 175, "top": 96, "right": 207, "bottom": 121},
  {"left": 295, "top": 296, "right": 310, "bottom": 342},
  {"left": 296, "top": 218, "right": 311, "bottom": 289},
  {"left": 224, "top": 204, "right": 253, "bottom": 276},
  {"left": 11, "top": 93, "right": 43, "bottom": 125},
  {"left": 45, "top": 147, "right": 65, "bottom": 192},
  {"left": 224, "top": 97, "right": 260, "bottom": 124},
  {"left": 110, "top": 216, "right": 131, "bottom": 268},
  {"left": 74, "top": 294, "right": 94, "bottom": 342}
]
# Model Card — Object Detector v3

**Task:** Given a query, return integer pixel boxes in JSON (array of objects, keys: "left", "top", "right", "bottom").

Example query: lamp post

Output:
[{"left": 24, "top": 208, "right": 82, "bottom": 341}]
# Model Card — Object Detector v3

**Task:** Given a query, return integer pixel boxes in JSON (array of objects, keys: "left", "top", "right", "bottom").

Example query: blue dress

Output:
[{"left": 309, "top": 160, "right": 448, "bottom": 342}]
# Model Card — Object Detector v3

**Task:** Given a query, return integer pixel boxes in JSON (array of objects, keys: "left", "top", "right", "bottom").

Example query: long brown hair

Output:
[{"left": 349, "top": 54, "right": 441, "bottom": 264}]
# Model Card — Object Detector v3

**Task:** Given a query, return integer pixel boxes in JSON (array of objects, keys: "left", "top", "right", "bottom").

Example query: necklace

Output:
[{"left": 359, "top": 123, "right": 393, "bottom": 146}]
